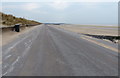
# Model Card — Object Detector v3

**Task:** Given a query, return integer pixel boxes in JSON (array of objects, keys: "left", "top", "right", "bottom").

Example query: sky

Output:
[{"left": 1, "top": 0, "right": 119, "bottom": 26}]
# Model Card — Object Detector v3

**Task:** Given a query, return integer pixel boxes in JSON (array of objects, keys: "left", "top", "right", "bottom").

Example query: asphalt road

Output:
[{"left": 2, "top": 25, "right": 118, "bottom": 76}]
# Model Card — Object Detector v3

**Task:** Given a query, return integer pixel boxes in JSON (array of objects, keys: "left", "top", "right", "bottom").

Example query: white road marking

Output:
[
  {"left": 3, "top": 56, "right": 20, "bottom": 76},
  {"left": 2, "top": 26, "right": 42, "bottom": 76},
  {"left": 12, "top": 56, "right": 20, "bottom": 66},
  {"left": 22, "top": 41, "right": 33, "bottom": 56},
  {"left": 4, "top": 35, "right": 30, "bottom": 55},
  {"left": 4, "top": 55, "right": 12, "bottom": 60},
  {"left": 8, "top": 66, "right": 14, "bottom": 73},
  {"left": 3, "top": 65, "right": 8, "bottom": 69},
  {"left": 3, "top": 72, "right": 8, "bottom": 76},
  {"left": 56, "top": 59, "right": 65, "bottom": 65},
  {"left": 22, "top": 32, "right": 39, "bottom": 57},
  {"left": 24, "top": 40, "right": 32, "bottom": 48}
]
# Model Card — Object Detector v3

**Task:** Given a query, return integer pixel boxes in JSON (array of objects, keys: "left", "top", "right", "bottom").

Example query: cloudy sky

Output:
[{"left": 1, "top": 0, "right": 118, "bottom": 25}]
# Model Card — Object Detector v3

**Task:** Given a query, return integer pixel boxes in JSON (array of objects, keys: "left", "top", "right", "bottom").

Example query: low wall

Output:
[
  {"left": 1, "top": 24, "right": 39, "bottom": 33},
  {"left": 84, "top": 34, "right": 120, "bottom": 43}
]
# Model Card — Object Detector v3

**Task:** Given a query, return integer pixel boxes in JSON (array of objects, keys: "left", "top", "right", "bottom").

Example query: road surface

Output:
[{"left": 2, "top": 25, "right": 118, "bottom": 76}]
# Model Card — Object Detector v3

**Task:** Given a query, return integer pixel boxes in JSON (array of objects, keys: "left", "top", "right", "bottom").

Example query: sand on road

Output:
[{"left": 1, "top": 25, "right": 42, "bottom": 46}]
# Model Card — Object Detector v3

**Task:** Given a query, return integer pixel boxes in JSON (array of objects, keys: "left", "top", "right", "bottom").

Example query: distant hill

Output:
[
  {"left": 0, "top": 12, "right": 42, "bottom": 27},
  {"left": 45, "top": 23, "right": 65, "bottom": 25}
]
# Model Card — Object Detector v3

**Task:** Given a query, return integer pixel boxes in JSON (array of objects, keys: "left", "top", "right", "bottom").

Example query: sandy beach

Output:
[{"left": 56, "top": 25, "right": 118, "bottom": 36}]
